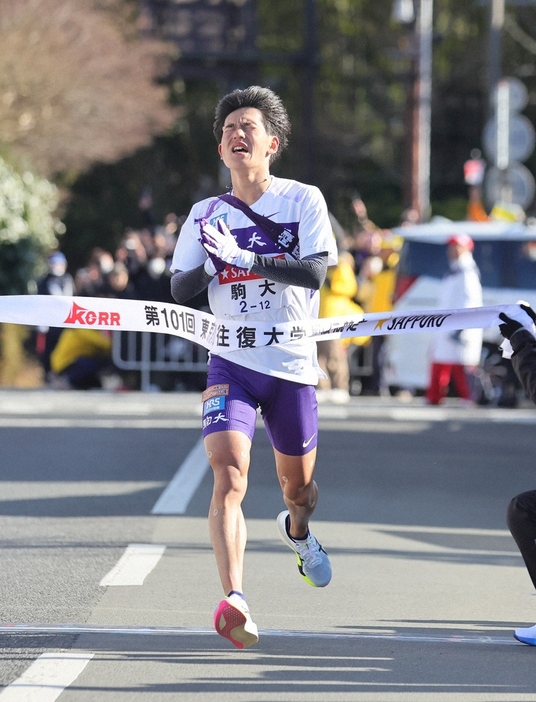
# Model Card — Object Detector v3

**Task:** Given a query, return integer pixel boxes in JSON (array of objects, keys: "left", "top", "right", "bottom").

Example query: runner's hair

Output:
[{"left": 213, "top": 86, "right": 291, "bottom": 162}]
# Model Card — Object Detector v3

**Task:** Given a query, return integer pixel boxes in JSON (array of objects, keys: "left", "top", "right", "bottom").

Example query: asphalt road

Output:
[{"left": 0, "top": 389, "right": 536, "bottom": 701}]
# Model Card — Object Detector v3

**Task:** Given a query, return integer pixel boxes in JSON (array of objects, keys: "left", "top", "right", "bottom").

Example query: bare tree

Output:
[{"left": 0, "top": 0, "right": 178, "bottom": 177}]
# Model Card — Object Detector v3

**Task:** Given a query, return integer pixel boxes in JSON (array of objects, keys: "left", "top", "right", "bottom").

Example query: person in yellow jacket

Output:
[
  {"left": 50, "top": 328, "right": 112, "bottom": 389},
  {"left": 354, "top": 229, "right": 401, "bottom": 395},
  {"left": 317, "top": 250, "right": 369, "bottom": 403}
]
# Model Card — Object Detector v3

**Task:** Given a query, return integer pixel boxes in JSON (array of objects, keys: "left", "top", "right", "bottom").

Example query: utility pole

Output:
[
  {"left": 302, "top": 0, "right": 318, "bottom": 183},
  {"left": 414, "top": 0, "right": 433, "bottom": 222},
  {"left": 393, "top": 0, "right": 433, "bottom": 222},
  {"left": 488, "top": 0, "right": 504, "bottom": 117}
]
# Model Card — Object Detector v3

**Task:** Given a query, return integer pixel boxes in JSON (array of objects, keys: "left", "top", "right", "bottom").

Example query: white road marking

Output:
[
  {"left": 0, "top": 406, "right": 534, "bottom": 428},
  {"left": 99, "top": 544, "right": 166, "bottom": 586},
  {"left": 0, "top": 418, "right": 200, "bottom": 428},
  {"left": 151, "top": 435, "right": 209, "bottom": 514},
  {"left": 0, "top": 624, "right": 519, "bottom": 646},
  {"left": 0, "top": 651, "right": 93, "bottom": 701}
]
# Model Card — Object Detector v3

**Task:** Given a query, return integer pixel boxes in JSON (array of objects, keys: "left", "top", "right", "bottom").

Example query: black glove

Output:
[
  {"left": 499, "top": 304, "right": 536, "bottom": 340},
  {"left": 499, "top": 313, "right": 523, "bottom": 340},
  {"left": 521, "top": 304, "right": 536, "bottom": 323}
]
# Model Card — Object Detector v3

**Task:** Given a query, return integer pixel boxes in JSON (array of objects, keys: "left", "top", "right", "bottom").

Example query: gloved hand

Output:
[
  {"left": 499, "top": 304, "right": 536, "bottom": 339},
  {"left": 197, "top": 219, "right": 227, "bottom": 276},
  {"left": 200, "top": 218, "right": 254, "bottom": 272},
  {"left": 499, "top": 313, "right": 523, "bottom": 340},
  {"left": 521, "top": 303, "right": 536, "bottom": 323}
]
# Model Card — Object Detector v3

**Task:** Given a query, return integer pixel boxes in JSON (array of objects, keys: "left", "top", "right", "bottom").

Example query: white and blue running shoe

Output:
[
  {"left": 514, "top": 623, "right": 536, "bottom": 646},
  {"left": 277, "top": 510, "right": 332, "bottom": 587}
]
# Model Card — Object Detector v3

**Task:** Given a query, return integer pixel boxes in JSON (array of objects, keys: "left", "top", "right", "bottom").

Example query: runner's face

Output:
[{"left": 218, "top": 107, "right": 278, "bottom": 170}]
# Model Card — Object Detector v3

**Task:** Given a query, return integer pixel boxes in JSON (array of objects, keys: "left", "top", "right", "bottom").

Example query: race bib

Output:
[{"left": 217, "top": 274, "right": 286, "bottom": 316}]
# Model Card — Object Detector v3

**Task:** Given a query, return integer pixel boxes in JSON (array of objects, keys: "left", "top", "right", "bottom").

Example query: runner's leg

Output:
[
  {"left": 261, "top": 379, "right": 319, "bottom": 536},
  {"left": 274, "top": 447, "right": 318, "bottom": 538},
  {"left": 205, "top": 430, "right": 252, "bottom": 595}
]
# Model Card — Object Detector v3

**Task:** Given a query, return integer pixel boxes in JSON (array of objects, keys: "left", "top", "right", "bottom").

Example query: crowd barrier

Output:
[
  {"left": 112, "top": 331, "right": 375, "bottom": 394},
  {"left": 111, "top": 330, "right": 209, "bottom": 392}
]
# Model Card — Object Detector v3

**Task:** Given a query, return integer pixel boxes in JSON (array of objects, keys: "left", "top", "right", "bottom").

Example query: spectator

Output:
[
  {"left": 317, "top": 250, "right": 369, "bottom": 403},
  {"left": 497, "top": 304, "right": 536, "bottom": 645},
  {"left": 138, "top": 186, "right": 156, "bottom": 236},
  {"left": 350, "top": 192, "right": 379, "bottom": 236},
  {"left": 75, "top": 248, "right": 114, "bottom": 297},
  {"left": 467, "top": 185, "right": 490, "bottom": 222},
  {"left": 355, "top": 229, "right": 401, "bottom": 396},
  {"left": 130, "top": 255, "right": 173, "bottom": 303},
  {"left": 425, "top": 234, "right": 483, "bottom": 405},
  {"left": 49, "top": 328, "right": 112, "bottom": 390},
  {"left": 399, "top": 207, "right": 420, "bottom": 227},
  {"left": 37, "top": 252, "right": 74, "bottom": 298},
  {"left": 105, "top": 262, "right": 136, "bottom": 300},
  {"left": 35, "top": 251, "right": 75, "bottom": 381}
]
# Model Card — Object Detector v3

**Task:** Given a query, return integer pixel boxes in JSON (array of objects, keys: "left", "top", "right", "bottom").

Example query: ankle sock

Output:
[
  {"left": 286, "top": 515, "right": 309, "bottom": 541},
  {"left": 227, "top": 590, "right": 246, "bottom": 602}
]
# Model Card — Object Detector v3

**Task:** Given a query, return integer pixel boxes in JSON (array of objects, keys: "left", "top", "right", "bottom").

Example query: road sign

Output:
[
  {"left": 484, "top": 162, "right": 536, "bottom": 209},
  {"left": 483, "top": 114, "right": 536, "bottom": 163},
  {"left": 492, "top": 77, "right": 529, "bottom": 112}
]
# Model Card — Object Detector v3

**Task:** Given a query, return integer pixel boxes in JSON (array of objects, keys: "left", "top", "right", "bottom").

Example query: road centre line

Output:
[
  {"left": 99, "top": 544, "right": 166, "bottom": 586},
  {"left": 0, "top": 624, "right": 518, "bottom": 646},
  {"left": 151, "top": 436, "right": 209, "bottom": 514},
  {"left": 0, "top": 651, "right": 93, "bottom": 702}
]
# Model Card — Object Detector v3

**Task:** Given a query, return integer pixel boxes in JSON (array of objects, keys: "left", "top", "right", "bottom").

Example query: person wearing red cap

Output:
[
  {"left": 447, "top": 233, "right": 474, "bottom": 251},
  {"left": 425, "top": 234, "right": 483, "bottom": 405}
]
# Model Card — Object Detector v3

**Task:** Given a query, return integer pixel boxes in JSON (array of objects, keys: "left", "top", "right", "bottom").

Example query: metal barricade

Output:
[
  {"left": 348, "top": 340, "right": 375, "bottom": 396},
  {"left": 112, "top": 330, "right": 208, "bottom": 392}
]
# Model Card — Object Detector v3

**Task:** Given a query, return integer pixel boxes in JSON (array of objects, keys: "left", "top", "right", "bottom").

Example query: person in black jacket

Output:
[
  {"left": 36, "top": 252, "right": 75, "bottom": 380},
  {"left": 499, "top": 303, "right": 536, "bottom": 645}
]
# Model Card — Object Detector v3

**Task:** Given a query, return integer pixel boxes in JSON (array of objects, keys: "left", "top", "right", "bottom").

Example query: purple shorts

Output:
[{"left": 201, "top": 355, "right": 318, "bottom": 456}]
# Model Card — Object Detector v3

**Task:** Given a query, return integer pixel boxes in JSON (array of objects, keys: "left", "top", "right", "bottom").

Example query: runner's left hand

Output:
[{"left": 200, "top": 219, "right": 254, "bottom": 271}]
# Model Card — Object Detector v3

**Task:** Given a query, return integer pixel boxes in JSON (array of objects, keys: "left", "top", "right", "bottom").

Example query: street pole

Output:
[
  {"left": 488, "top": 0, "right": 504, "bottom": 116},
  {"left": 415, "top": 0, "right": 433, "bottom": 221},
  {"left": 302, "top": 0, "right": 317, "bottom": 183}
]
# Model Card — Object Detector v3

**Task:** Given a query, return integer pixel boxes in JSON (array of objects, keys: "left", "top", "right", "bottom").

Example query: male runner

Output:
[{"left": 170, "top": 86, "right": 337, "bottom": 649}]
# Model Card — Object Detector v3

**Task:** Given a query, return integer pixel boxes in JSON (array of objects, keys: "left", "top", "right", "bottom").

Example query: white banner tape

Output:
[{"left": 0, "top": 295, "right": 521, "bottom": 352}]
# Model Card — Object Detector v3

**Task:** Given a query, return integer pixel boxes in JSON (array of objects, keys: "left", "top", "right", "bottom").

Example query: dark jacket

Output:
[{"left": 510, "top": 329, "right": 536, "bottom": 403}]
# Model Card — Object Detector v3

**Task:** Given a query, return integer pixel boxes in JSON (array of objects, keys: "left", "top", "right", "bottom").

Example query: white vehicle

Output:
[{"left": 383, "top": 218, "right": 536, "bottom": 396}]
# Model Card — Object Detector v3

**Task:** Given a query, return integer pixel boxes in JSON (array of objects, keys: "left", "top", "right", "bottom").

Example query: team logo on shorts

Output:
[
  {"left": 202, "top": 383, "right": 229, "bottom": 417},
  {"left": 203, "top": 395, "right": 226, "bottom": 416}
]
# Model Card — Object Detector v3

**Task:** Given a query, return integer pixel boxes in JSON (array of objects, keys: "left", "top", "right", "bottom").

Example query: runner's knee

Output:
[
  {"left": 281, "top": 479, "right": 316, "bottom": 507},
  {"left": 211, "top": 464, "right": 248, "bottom": 503}
]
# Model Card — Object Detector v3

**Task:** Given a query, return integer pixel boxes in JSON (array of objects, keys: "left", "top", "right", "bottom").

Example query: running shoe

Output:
[
  {"left": 277, "top": 510, "right": 332, "bottom": 587},
  {"left": 213, "top": 594, "right": 259, "bottom": 649},
  {"left": 514, "top": 623, "right": 536, "bottom": 646}
]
